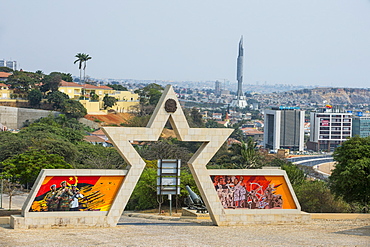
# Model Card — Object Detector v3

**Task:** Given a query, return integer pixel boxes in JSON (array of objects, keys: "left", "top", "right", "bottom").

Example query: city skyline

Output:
[{"left": 1, "top": 1, "right": 370, "bottom": 88}]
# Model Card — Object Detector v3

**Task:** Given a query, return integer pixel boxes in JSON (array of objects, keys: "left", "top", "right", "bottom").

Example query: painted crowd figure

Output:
[{"left": 213, "top": 176, "right": 283, "bottom": 209}]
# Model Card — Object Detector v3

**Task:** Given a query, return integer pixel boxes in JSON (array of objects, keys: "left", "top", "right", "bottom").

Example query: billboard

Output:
[
  {"left": 29, "top": 175, "right": 124, "bottom": 212},
  {"left": 211, "top": 175, "right": 297, "bottom": 209}
]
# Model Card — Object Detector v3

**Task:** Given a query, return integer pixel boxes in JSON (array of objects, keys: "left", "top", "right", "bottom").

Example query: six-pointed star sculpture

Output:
[{"left": 102, "top": 85, "right": 233, "bottom": 225}]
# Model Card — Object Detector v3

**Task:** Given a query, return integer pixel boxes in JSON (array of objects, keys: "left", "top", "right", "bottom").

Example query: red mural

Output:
[
  {"left": 211, "top": 175, "right": 296, "bottom": 209},
  {"left": 30, "top": 176, "right": 124, "bottom": 212}
]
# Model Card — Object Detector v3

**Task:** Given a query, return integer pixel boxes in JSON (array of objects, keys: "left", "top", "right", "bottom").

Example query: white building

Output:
[
  {"left": 264, "top": 107, "right": 305, "bottom": 151},
  {"left": 0, "top": 60, "right": 17, "bottom": 70},
  {"left": 308, "top": 108, "right": 352, "bottom": 152}
]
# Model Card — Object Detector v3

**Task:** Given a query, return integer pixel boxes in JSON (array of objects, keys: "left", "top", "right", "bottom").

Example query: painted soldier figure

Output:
[
  {"left": 44, "top": 184, "right": 58, "bottom": 211},
  {"left": 56, "top": 181, "right": 73, "bottom": 211}
]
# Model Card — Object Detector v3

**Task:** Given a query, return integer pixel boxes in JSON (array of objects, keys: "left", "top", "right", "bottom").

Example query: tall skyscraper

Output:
[
  {"left": 230, "top": 36, "right": 247, "bottom": 108},
  {"left": 215, "top": 80, "right": 221, "bottom": 96},
  {"left": 264, "top": 107, "right": 305, "bottom": 151}
]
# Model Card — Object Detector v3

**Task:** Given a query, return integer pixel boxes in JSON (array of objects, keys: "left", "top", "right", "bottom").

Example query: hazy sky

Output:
[{"left": 2, "top": 1, "right": 370, "bottom": 88}]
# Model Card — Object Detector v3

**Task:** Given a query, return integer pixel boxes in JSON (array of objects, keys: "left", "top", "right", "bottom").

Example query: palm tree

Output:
[
  {"left": 74, "top": 53, "right": 92, "bottom": 84},
  {"left": 239, "top": 138, "right": 262, "bottom": 169},
  {"left": 74, "top": 53, "right": 84, "bottom": 84},
  {"left": 82, "top": 53, "right": 92, "bottom": 83}
]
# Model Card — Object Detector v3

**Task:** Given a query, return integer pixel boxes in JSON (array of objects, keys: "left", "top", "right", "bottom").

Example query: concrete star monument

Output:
[
  {"left": 12, "top": 85, "right": 307, "bottom": 229},
  {"left": 102, "top": 85, "right": 233, "bottom": 225}
]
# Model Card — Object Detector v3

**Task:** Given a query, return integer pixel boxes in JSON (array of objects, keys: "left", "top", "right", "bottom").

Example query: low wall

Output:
[{"left": 0, "top": 106, "right": 60, "bottom": 129}]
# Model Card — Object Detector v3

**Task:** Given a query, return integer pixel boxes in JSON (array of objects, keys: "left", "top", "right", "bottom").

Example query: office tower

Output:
[
  {"left": 352, "top": 112, "right": 370, "bottom": 138},
  {"left": 264, "top": 107, "right": 305, "bottom": 151},
  {"left": 215, "top": 80, "right": 221, "bottom": 96},
  {"left": 308, "top": 107, "right": 352, "bottom": 152}
]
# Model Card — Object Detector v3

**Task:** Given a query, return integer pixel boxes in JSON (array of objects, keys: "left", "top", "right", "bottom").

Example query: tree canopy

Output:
[
  {"left": 1, "top": 149, "right": 72, "bottom": 186},
  {"left": 106, "top": 84, "right": 128, "bottom": 91},
  {"left": 7, "top": 70, "right": 41, "bottom": 95},
  {"left": 27, "top": 89, "right": 42, "bottom": 107},
  {"left": 40, "top": 73, "right": 62, "bottom": 93},
  {"left": 103, "top": 94, "right": 117, "bottom": 109},
  {"left": 330, "top": 136, "right": 370, "bottom": 206}
]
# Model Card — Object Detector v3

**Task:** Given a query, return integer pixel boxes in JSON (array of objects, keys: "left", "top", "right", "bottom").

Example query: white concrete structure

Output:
[{"left": 11, "top": 85, "right": 309, "bottom": 228}]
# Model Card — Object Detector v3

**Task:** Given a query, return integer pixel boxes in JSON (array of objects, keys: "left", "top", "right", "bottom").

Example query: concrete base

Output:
[
  {"left": 181, "top": 208, "right": 211, "bottom": 220},
  {"left": 311, "top": 213, "right": 370, "bottom": 220},
  {"left": 10, "top": 215, "right": 118, "bottom": 229},
  {"left": 0, "top": 216, "right": 10, "bottom": 225},
  {"left": 215, "top": 212, "right": 311, "bottom": 226}
]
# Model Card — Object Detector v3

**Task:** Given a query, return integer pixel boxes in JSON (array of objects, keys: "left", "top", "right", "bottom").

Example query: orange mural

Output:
[
  {"left": 30, "top": 176, "right": 124, "bottom": 212},
  {"left": 211, "top": 175, "right": 296, "bottom": 209}
]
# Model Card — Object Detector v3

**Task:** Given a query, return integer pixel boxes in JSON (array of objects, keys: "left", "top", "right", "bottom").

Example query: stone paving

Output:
[{"left": 0, "top": 214, "right": 369, "bottom": 246}]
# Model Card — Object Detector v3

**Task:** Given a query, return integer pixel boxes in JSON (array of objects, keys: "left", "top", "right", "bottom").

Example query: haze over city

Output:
[{"left": 2, "top": 1, "right": 370, "bottom": 88}]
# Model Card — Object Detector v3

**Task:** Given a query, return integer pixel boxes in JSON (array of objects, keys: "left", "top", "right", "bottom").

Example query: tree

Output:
[
  {"left": 106, "top": 84, "right": 128, "bottom": 91},
  {"left": 49, "top": 72, "right": 73, "bottom": 82},
  {"left": 103, "top": 94, "right": 117, "bottom": 109},
  {"left": 280, "top": 162, "right": 306, "bottom": 186},
  {"left": 6, "top": 71, "right": 41, "bottom": 96},
  {"left": 75, "top": 142, "right": 127, "bottom": 169},
  {"left": 1, "top": 150, "right": 72, "bottom": 187},
  {"left": 61, "top": 99, "right": 87, "bottom": 118},
  {"left": 205, "top": 119, "right": 224, "bottom": 128},
  {"left": 238, "top": 138, "right": 263, "bottom": 169},
  {"left": 27, "top": 89, "right": 42, "bottom": 107},
  {"left": 47, "top": 91, "right": 69, "bottom": 110},
  {"left": 40, "top": 74, "right": 62, "bottom": 93},
  {"left": 187, "top": 108, "right": 204, "bottom": 128},
  {"left": 135, "top": 83, "right": 163, "bottom": 106},
  {"left": 0, "top": 66, "right": 13, "bottom": 72},
  {"left": 74, "top": 53, "right": 92, "bottom": 84},
  {"left": 90, "top": 92, "right": 99, "bottom": 101},
  {"left": 330, "top": 136, "right": 370, "bottom": 206},
  {"left": 138, "top": 140, "right": 192, "bottom": 164},
  {"left": 295, "top": 180, "right": 349, "bottom": 213},
  {"left": 0, "top": 132, "right": 28, "bottom": 162}
]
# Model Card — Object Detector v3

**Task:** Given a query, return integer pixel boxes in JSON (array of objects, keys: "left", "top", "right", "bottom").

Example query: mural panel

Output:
[
  {"left": 29, "top": 176, "right": 124, "bottom": 212},
  {"left": 211, "top": 175, "right": 297, "bottom": 209}
]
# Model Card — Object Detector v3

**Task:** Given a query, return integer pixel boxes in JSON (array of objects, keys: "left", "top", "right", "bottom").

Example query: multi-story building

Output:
[
  {"left": 308, "top": 107, "right": 352, "bottom": 152},
  {"left": 0, "top": 60, "right": 17, "bottom": 70},
  {"left": 58, "top": 80, "right": 139, "bottom": 113},
  {"left": 264, "top": 107, "right": 305, "bottom": 151},
  {"left": 352, "top": 112, "right": 370, "bottom": 138},
  {"left": 215, "top": 80, "right": 221, "bottom": 96}
]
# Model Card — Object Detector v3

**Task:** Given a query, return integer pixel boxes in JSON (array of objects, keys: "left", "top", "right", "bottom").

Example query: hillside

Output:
[
  {"left": 253, "top": 87, "right": 370, "bottom": 106},
  {"left": 85, "top": 113, "right": 177, "bottom": 138},
  {"left": 85, "top": 113, "right": 134, "bottom": 126}
]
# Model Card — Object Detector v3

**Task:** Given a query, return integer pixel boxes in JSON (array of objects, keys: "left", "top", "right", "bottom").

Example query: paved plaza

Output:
[{"left": 1, "top": 215, "right": 369, "bottom": 246}]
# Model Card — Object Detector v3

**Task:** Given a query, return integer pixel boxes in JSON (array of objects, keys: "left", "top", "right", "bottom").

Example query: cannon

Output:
[{"left": 184, "top": 185, "right": 208, "bottom": 213}]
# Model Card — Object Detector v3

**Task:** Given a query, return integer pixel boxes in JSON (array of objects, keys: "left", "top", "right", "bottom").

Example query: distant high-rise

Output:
[
  {"left": 264, "top": 107, "right": 305, "bottom": 151},
  {"left": 0, "top": 60, "right": 17, "bottom": 70},
  {"left": 215, "top": 80, "right": 221, "bottom": 96},
  {"left": 230, "top": 36, "right": 247, "bottom": 108}
]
